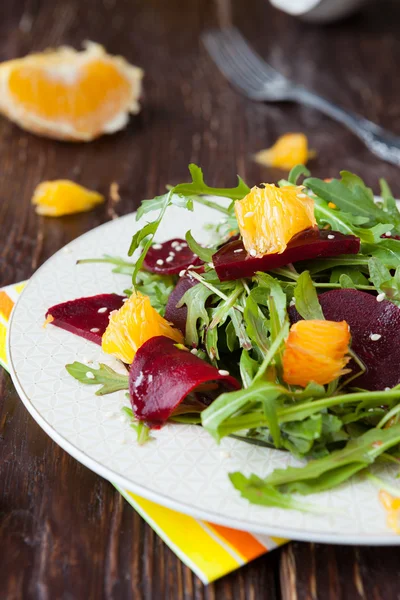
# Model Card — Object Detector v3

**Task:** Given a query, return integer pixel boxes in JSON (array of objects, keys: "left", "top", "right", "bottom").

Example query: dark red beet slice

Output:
[
  {"left": 289, "top": 289, "right": 400, "bottom": 391},
  {"left": 129, "top": 335, "right": 240, "bottom": 427},
  {"left": 46, "top": 294, "right": 125, "bottom": 345},
  {"left": 213, "top": 229, "right": 360, "bottom": 281},
  {"left": 165, "top": 274, "right": 198, "bottom": 334},
  {"left": 143, "top": 238, "right": 202, "bottom": 275}
]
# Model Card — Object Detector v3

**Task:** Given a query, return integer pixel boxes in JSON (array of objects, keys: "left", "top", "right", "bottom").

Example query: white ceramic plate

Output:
[{"left": 7, "top": 202, "right": 400, "bottom": 544}]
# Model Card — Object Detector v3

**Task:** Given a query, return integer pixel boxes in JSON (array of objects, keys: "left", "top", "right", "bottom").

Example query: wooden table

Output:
[{"left": 1, "top": 1, "right": 400, "bottom": 598}]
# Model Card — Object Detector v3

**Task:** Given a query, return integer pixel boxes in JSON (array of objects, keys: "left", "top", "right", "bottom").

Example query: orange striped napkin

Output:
[{"left": 0, "top": 282, "right": 287, "bottom": 583}]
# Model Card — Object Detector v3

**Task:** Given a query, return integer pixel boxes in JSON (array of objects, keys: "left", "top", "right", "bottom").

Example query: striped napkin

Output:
[{"left": 0, "top": 282, "right": 286, "bottom": 583}]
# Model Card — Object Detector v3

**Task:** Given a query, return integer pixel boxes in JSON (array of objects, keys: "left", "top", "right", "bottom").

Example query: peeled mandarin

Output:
[
  {"left": 283, "top": 319, "right": 351, "bottom": 387},
  {"left": 32, "top": 180, "right": 104, "bottom": 216},
  {"left": 235, "top": 184, "right": 316, "bottom": 257},
  {"left": 0, "top": 42, "right": 143, "bottom": 141},
  {"left": 253, "top": 133, "right": 315, "bottom": 170},
  {"left": 102, "top": 291, "right": 184, "bottom": 364}
]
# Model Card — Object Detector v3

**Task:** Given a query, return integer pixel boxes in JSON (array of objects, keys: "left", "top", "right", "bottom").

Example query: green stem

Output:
[
  {"left": 377, "top": 403, "right": 400, "bottom": 429},
  {"left": 77, "top": 257, "right": 134, "bottom": 267},
  {"left": 188, "top": 271, "right": 245, "bottom": 313},
  {"left": 192, "top": 195, "right": 231, "bottom": 215}
]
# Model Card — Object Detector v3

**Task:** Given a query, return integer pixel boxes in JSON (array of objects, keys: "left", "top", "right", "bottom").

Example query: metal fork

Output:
[{"left": 202, "top": 27, "right": 400, "bottom": 167}]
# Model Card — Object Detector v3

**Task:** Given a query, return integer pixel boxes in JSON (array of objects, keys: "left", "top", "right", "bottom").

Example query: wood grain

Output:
[{"left": 1, "top": 0, "right": 400, "bottom": 598}]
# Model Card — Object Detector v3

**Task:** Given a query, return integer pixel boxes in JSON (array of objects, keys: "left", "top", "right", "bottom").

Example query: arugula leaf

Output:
[
  {"left": 293, "top": 271, "right": 324, "bottom": 320},
  {"left": 66, "top": 362, "right": 129, "bottom": 395},
  {"left": 329, "top": 267, "right": 369, "bottom": 287},
  {"left": 288, "top": 164, "right": 310, "bottom": 185},
  {"left": 173, "top": 164, "right": 250, "bottom": 201},
  {"left": 185, "top": 230, "right": 214, "bottom": 263},
  {"left": 380, "top": 178, "right": 400, "bottom": 224},
  {"left": 263, "top": 424, "right": 400, "bottom": 495},
  {"left": 362, "top": 239, "right": 400, "bottom": 269},
  {"left": 239, "top": 350, "right": 260, "bottom": 388},
  {"left": 339, "top": 273, "right": 356, "bottom": 289},
  {"left": 134, "top": 270, "right": 175, "bottom": 315},
  {"left": 244, "top": 295, "right": 270, "bottom": 355},
  {"left": 178, "top": 284, "right": 215, "bottom": 347},
  {"left": 368, "top": 257, "right": 391, "bottom": 291},
  {"left": 304, "top": 176, "right": 388, "bottom": 223},
  {"left": 229, "top": 472, "right": 314, "bottom": 511},
  {"left": 136, "top": 193, "right": 194, "bottom": 222},
  {"left": 122, "top": 407, "right": 153, "bottom": 445}
]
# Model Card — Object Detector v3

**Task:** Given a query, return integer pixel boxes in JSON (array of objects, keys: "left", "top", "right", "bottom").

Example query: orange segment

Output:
[
  {"left": 102, "top": 291, "right": 184, "bottom": 364},
  {"left": 235, "top": 184, "right": 316, "bottom": 257},
  {"left": 0, "top": 43, "right": 143, "bottom": 141},
  {"left": 254, "top": 133, "right": 315, "bottom": 170},
  {"left": 283, "top": 319, "right": 351, "bottom": 387},
  {"left": 32, "top": 180, "right": 104, "bottom": 216}
]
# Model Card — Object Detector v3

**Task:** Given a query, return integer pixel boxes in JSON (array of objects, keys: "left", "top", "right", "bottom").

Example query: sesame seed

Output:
[
  {"left": 187, "top": 264, "right": 194, "bottom": 269},
  {"left": 152, "top": 243, "right": 162, "bottom": 250},
  {"left": 156, "top": 259, "right": 164, "bottom": 266},
  {"left": 249, "top": 249, "right": 257, "bottom": 257},
  {"left": 103, "top": 411, "right": 115, "bottom": 418},
  {"left": 165, "top": 256, "right": 174, "bottom": 263},
  {"left": 297, "top": 193, "right": 307, "bottom": 198},
  {"left": 171, "top": 241, "right": 179, "bottom": 248},
  {"left": 62, "top": 246, "right": 72, "bottom": 254},
  {"left": 98, "top": 307, "right": 108, "bottom": 313},
  {"left": 327, "top": 234, "right": 335, "bottom": 240},
  {"left": 234, "top": 249, "right": 243, "bottom": 253},
  {"left": 385, "top": 387, "right": 391, "bottom": 392},
  {"left": 208, "top": 262, "right": 214, "bottom": 268},
  {"left": 86, "top": 372, "right": 95, "bottom": 379},
  {"left": 289, "top": 298, "right": 296, "bottom": 307},
  {"left": 180, "top": 243, "right": 188, "bottom": 248},
  {"left": 370, "top": 333, "right": 382, "bottom": 341},
  {"left": 218, "top": 369, "right": 230, "bottom": 376},
  {"left": 219, "top": 450, "right": 231, "bottom": 459},
  {"left": 179, "top": 269, "right": 186, "bottom": 277},
  {"left": 175, "top": 246, "right": 183, "bottom": 252},
  {"left": 122, "top": 298, "right": 128, "bottom": 302},
  {"left": 385, "top": 231, "right": 392, "bottom": 237},
  {"left": 376, "top": 293, "right": 385, "bottom": 302},
  {"left": 148, "top": 374, "right": 153, "bottom": 383},
  {"left": 190, "top": 348, "right": 198, "bottom": 355},
  {"left": 244, "top": 211, "right": 254, "bottom": 218},
  {"left": 90, "top": 327, "right": 100, "bottom": 333},
  {"left": 169, "top": 251, "right": 175, "bottom": 257}
]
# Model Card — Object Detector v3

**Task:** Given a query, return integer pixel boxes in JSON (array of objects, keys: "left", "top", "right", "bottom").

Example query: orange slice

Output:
[
  {"left": 253, "top": 133, "right": 315, "bottom": 170},
  {"left": 283, "top": 319, "right": 351, "bottom": 387},
  {"left": 32, "top": 180, "right": 104, "bottom": 216},
  {"left": 235, "top": 184, "right": 316, "bottom": 257},
  {"left": 102, "top": 291, "right": 184, "bottom": 364},
  {"left": 0, "top": 42, "right": 143, "bottom": 141}
]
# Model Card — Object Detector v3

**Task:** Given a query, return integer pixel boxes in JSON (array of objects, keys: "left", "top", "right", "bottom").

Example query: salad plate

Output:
[{"left": 7, "top": 168, "right": 400, "bottom": 544}]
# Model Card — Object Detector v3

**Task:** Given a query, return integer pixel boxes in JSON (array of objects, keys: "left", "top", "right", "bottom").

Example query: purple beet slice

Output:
[
  {"left": 143, "top": 238, "right": 202, "bottom": 275},
  {"left": 129, "top": 335, "right": 240, "bottom": 427},
  {"left": 165, "top": 274, "right": 199, "bottom": 334},
  {"left": 213, "top": 229, "right": 360, "bottom": 281},
  {"left": 289, "top": 289, "right": 400, "bottom": 391},
  {"left": 46, "top": 293, "right": 125, "bottom": 345}
]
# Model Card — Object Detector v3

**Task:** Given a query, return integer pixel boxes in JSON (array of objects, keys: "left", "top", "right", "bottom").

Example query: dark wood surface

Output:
[{"left": 1, "top": 0, "right": 400, "bottom": 598}]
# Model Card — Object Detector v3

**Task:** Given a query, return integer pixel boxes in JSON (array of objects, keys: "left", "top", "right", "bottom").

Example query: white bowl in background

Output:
[{"left": 270, "top": 0, "right": 369, "bottom": 23}]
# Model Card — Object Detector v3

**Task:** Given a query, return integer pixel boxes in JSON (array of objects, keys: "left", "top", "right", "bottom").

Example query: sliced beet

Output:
[
  {"left": 129, "top": 335, "right": 240, "bottom": 427},
  {"left": 143, "top": 238, "right": 202, "bottom": 275},
  {"left": 165, "top": 274, "right": 198, "bottom": 334},
  {"left": 46, "top": 293, "right": 125, "bottom": 345},
  {"left": 289, "top": 289, "right": 400, "bottom": 391},
  {"left": 213, "top": 229, "right": 360, "bottom": 281}
]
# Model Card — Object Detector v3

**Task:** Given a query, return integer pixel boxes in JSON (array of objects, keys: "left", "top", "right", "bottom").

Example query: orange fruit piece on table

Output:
[
  {"left": 32, "top": 180, "right": 104, "bottom": 216},
  {"left": 102, "top": 291, "right": 184, "bottom": 364},
  {"left": 0, "top": 42, "right": 143, "bottom": 141},
  {"left": 253, "top": 133, "right": 315, "bottom": 170},
  {"left": 235, "top": 184, "right": 316, "bottom": 257},
  {"left": 282, "top": 319, "right": 351, "bottom": 387}
]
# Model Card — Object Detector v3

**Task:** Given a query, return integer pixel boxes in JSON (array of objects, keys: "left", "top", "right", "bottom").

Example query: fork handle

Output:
[{"left": 295, "top": 87, "right": 400, "bottom": 166}]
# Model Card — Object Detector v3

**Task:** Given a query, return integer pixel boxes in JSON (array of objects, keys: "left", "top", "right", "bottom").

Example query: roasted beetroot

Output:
[
  {"left": 129, "top": 336, "right": 240, "bottom": 427},
  {"left": 289, "top": 289, "right": 400, "bottom": 391},
  {"left": 165, "top": 274, "right": 198, "bottom": 334},
  {"left": 213, "top": 229, "right": 360, "bottom": 281},
  {"left": 46, "top": 293, "right": 125, "bottom": 345},
  {"left": 143, "top": 238, "right": 201, "bottom": 275}
]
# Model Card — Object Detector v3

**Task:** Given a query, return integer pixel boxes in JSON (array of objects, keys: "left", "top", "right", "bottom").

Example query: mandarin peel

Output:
[
  {"left": 32, "top": 180, "right": 104, "bottom": 217},
  {"left": 253, "top": 133, "right": 315, "bottom": 170},
  {"left": 282, "top": 319, "right": 351, "bottom": 387},
  {"left": 101, "top": 291, "right": 184, "bottom": 364},
  {"left": 0, "top": 42, "right": 143, "bottom": 141},
  {"left": 235, "top": 184, "right": 317, "bottom": 257}
]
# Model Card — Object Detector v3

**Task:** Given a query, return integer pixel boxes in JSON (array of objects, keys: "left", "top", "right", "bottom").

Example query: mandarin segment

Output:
[
  {"left": 102, "top": 291, "right": 184, "bottom": 364},
  {"left": 282, "top": 319, "right": 351, "bottom": 387},
  {"left": 0, "top": 42, "right": 143, "bottom": 141},
  {"left": 235, "top": 184, "right": 316, "bottom": 257},
  {"left": 32, "top": 180, "right": 104, "bottom": 216},
  {"left": 253, "top": 133, "right": 315, "bottom": 170}
]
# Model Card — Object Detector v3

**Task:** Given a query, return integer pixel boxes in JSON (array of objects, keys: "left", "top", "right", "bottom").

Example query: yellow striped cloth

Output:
[{"left": 0, "top": 282, "right": 287, "bottom": 583}]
